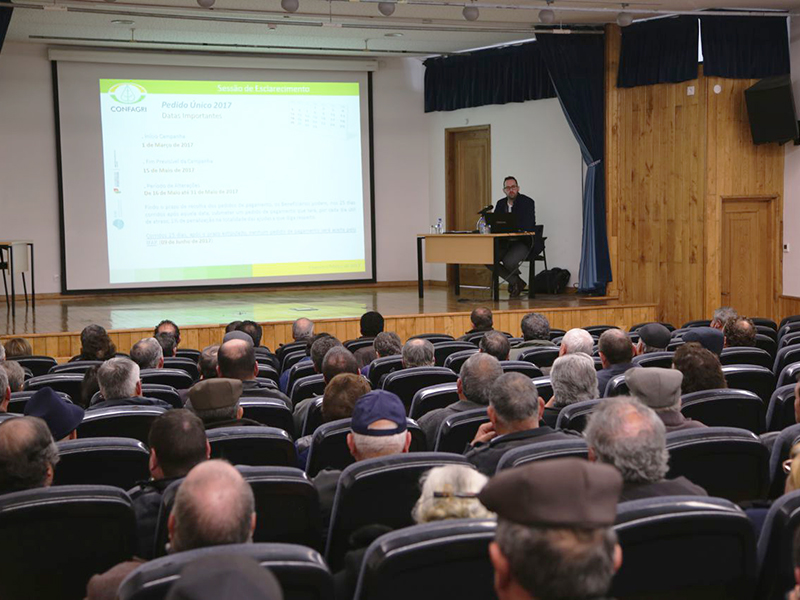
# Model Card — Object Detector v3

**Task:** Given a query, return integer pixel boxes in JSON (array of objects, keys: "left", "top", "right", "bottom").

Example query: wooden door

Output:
[
  {"left": 720, "top": 197, "right": 776, "bottom": 318},
  {"left": 445, "top": 126, "right": 491, "bottom": 288}
]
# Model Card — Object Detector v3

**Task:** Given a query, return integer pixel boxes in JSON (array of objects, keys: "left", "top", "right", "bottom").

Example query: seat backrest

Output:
[
  {"left": 256, "top": 363, "right": 280, "bottom": 385},
  {"left": 779, "top": 331, "right": 800, "bottom": 349},
  {"left": 442, "top": 348, "right": 479, "bottom": 373},
  {"left": 408, "top": 333, "right": 455, "bottom": 344},
  {"left": 302, "top": 397, "right": 325, "bottom": 437},
  {"left": 368, "top": 355, "right": 404, "bottom": 388},
  {"left": 174, "top": 348, "right": 200, "bottom": 361},
  {"left": 434, "top": 408, "right": 489, "bottom": 453},
  {"left": 23, "top": 373, "right": 84, "bottom": 400},
  {"left": 325, "top": 453, "right": 471, "bottom": 570},
  {"left": 680, "top": 388, "right": 766, "bottom": 434},
  {"left": 240, "top": 398, "right": 295, "bottom": 437},
  {"left": 777, "top": 361, "right": 800, "bottom": 388},
  {"left": 276, "top": 339, "right": 308, "bottom": 363},
  {"left": 408, "top": 382, "right": 459, "bottom": 421},
  {"left": 613, "top": 496, "right": 757, "bottom": 600},
  {"left": 119, "top": 543, "right": 333, "bottom": 600},
  {"left": 766, "top": 423, "right": 800, "bottom": 499},
  {"left": 0, "top": 485, "right": 136, "bottom": 600},
  {"left": 605, "top": 373, "right": 630, "bottom": 397},
  {"left": 721, "top": 364, "right": 776, "bottom": 403},
  {"left": 555, "top": 399, "right": 601, "bottom": 433},
  {"left": 756, "top": 325, "right": 779, "bottom": 342},
  {"left": 683, "top": 319, "right": 712, "bottom": 328},
  {"left": 9, "top": 355, "right": 58, "bottom": 377},
  {"left": 720, "top": 347, "right": 774, "bottom": 369},
  {"left": 766, "top": 384, "right": 798, "bottom": 433},
  {"left": 433, "top": 341, "right": 480, "bottom": 366},
  {"left": 140, "top": 384, "right": 182, "bottom": 409},
  {"left": 140, "top": 368, "right": 194, "bottom": 390},
  {"left": 779, "top": 322, "right": 800, "bottom": 342},
  {"left": 666, "top": 427, "right": 770, "bottom": 502},
  {"left": 780, "top": 315, "right": 800, "bottom": 330},
  {"left": 78, "top": 406, "right": 168, "bottom": 444},
  {"left": 287, "top": 361, "right": 318, "bottom": 395},
  {"left": 531, "top": 376, "right": 553, "bottom": 401},
  {"left": 549, "top": 328, "right": 567, "bottom": 340},
  {"left": 50, "top": 360, "right": 104, "bottom": 375},
  {"left": 517, "top": 346, "right": 560, "bottom": 368},
  {"left": 755, "top": 489, "right": 800, "bottom": 600},
  {"left": 353, "top": 519, "right": 497, "bottom": 600},
  {"left": 55, "top": 437, "right": 150, "bottom": 490},
  {"left": 752, "top": 317, "right": 778, "bottom": 331},
  {"left": 281, "top": 349, "right": 308, "bottom": 374},
  {"left": 382, "top": 367, "right": 459, "bottom": 412},
  {"left": 774, "top": 345, "right": 800, "bottom": 376},
  {"left": 495, "top": 438, "right": 589, "bottom": 473},
  {"left": 290, "top": 374, "right": 326, "bottom": 406},
  {"left": 344, "top": 338, "right": 375, "bottom": 353},
  {"left": 9, "top": 389, "right": 71, "bottom": 413},
  {"left": 631, "top": 351, "right": 674, "bottom": 369},
  {"left": 584, "top": 325, "right": 617, "bottom": 336},
  {"left": 206, "top": 426, "right": 296, "bottom": 467},
  {"left": 499, "top": 360, "right": 543, "bottom": 378},
  {"left": 161, "top": 357, "right": 200, "bottom": 381},
  {"left": 630, "top": 322, "right": 676, "bottom": 333}
]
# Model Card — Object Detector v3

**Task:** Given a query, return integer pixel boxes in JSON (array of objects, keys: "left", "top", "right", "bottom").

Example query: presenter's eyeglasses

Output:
[{"left": 503, "top": 184, "right": 519, "bottom": 191}]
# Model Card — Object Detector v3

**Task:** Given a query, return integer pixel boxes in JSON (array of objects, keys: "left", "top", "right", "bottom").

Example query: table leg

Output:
[
  {"left": 417, "top": 237, "right": 424, "bottom": 299},
  {"left": 454, "top": 266, "right": 460, "bottom": 296},
  {"left": 492, "top": 237, "right": 500, "bottom": 301},
  {"left": 30, "top": 243, "right": 35, "bottom": 309},
  {"left": 9, "top": 246, "right": 14, "bottom": 317},
  {"left": 528, "top": 243, "right": 535, "bottom": 299}
]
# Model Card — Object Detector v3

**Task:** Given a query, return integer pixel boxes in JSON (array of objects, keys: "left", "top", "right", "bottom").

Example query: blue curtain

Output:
[
  {"left": 537, "top": 33, "right": 611, "bottom": 294},
  {"left": 618, "top": 16, "right": 699, "bottom": 88},
  {"left": 0, "top": 7, "right": 11, "bottom": 54},
  {"left": 423, "top": 42, "right": 555, "bottom": 113},
  {"left": 700, "top": 16, "right": 790, "bottom": 79}
]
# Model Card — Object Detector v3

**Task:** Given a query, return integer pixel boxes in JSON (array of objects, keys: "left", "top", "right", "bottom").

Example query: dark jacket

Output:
[
  {"left": 495, "top": 193, "right": 536, "bottom": 232},
  {"left": 620, "top": 476, "right": 708, "bottom": 502},
  {"left": 204, "top": 416, "right": 264, "bottom": 430},
  {"left": 464, "top": 427, "right": 577, "bottom": 475},
  {"left": 417, "top": 400, "right": 486, "bottom": 447},
  {"left": 509, "top": 339, "right": 555, "bottom": 360},
  {"left": 240, "top": 379, "right": 292, "bottom": 409},
  {"left": 597, "top": 362, "right": 638, "bottom": 397},
  {"left": 542, "top": 406, "right": 563, "bottom": 429},
  {"left": 88, "top": 396, "right": 173, "bottom": 411},
  {"left": 313, "top": 468, "right": 343, "bottom": 531},
  {"left": 130, "top": 477, "right": 181, "bottom": 559}
]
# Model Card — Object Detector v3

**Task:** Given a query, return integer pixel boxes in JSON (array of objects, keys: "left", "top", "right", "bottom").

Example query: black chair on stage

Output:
[
  {"left": 50, "top": 360, "right": 103, "bottom": 375},
  {"left": 9, "top": 389, "right": 72, "bottom": 413},
  {"left": 632, "top": 351, "right": 674, "bottom": 369},
  {"left": 555, "top": 399, "right": 601, "bottom": 433},
  {"left": 287, "top": 362, "right": 318, "bottom": 395},
  {"left": 24, "top": 373, "right": 83, "bottom": 401},
  {"left": 531, "top": 376, "right": 553, "bottom": 401},
  {"left": 612, "top": 496, "right": 757, "bottom": 600},
  {"left": 78, "top": 406, "right": 167, "bottom": 444},
  {"left": 290, "top": 374, "right": 326, "bottom": 406},
  {"left": 408, "top": 382, "right": 459, "bottom": 421},
  {"left": 720, "top": 347, "right": 774, "bottom": 369},
  {"left": 368, "top": 355, "right": 404, "bottom": 388},
  {"left": 324, "top": 453, "right": 471, "bottom": 571},
  {"left": 240, "top": 398, "right": 294, "bottom": 437},
  {"left": 119, "top": 543, "right": 333, "bottom": 600},
  {"left": 382, "top": 367, "right": 458, "bottom": 413},
  {"left": 433, "top": 341, "right": 479, "bottom": 366},
  {"left": 433, "top": 408, "right": 489, "bottom": 453},
  {"left": 777, "top": 361, "right": 800, "bottom": 388},
  {"left": 517, "top": 346, "right": 560, "bottom": 369},
  {"left": 500, "top": 360, "right": 543, "bottom": 378},
  {"left": 495, "top": 437, "right": 589, "bottom": 473},
  {"left": 174, "top": 348, "right": 201, "bottom": 361},
  {"left": 353, "top": 519, "right": 496, "bottom": 600},
  {"left": 442, "top": 349, "right": 478, "bottom": 374},
  {"left": 766, "top": 384, "right": 799, "bottom": 433},
  {"left": 9, "top": 355, "right": 57, "bottom": 377},
  {"left": 766, "top": 423, "right": 800, "bottom": 499},
  {"left": 409, "top": 333, "right": 454, "bottom": 344},
  {"left": 344, "top": 337, "right": 375, "bottom": 353},
  {"left": 161, "top": 357, "right": 200, "bottom": 381},
  {"left": 680, "top": 389, "right": 766, "bottom": 434},
  {"left": 206, "top": 426, "right": 296, "bottom": 467},
  {"left": 140, "top": 368, "right": 194, "bottom": 390},
  {"left": 755, "top": 490, "right": 800, "bottom": 600},
  {"left": 0, "top": 485, "right": 136, "bottom": 600},
  {"left": 721, "top": 365, "right": 775, "bottom": 403},
  {"left": 55, "top": 437, "right": 150, "bottom": 490},
  {"left": 139, "top": 384, "right": 182, "bottom": 409}
]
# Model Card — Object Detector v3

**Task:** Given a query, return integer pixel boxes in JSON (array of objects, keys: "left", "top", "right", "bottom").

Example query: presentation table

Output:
[
  {"left": 0, "top": 240, "right": 35, "bottom": 317},
  {"left": 417, "top": 232, "right": 536, "bottom": 301}
]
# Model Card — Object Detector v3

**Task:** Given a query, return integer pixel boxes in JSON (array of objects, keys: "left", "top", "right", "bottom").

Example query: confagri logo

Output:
[{"left": 109, "top": 82, "right": 147, "bottom": 104}]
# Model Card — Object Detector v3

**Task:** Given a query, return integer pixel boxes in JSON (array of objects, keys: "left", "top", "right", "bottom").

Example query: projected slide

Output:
[{"left": 98, "top": 79, "right": 365, "bottom": 285}]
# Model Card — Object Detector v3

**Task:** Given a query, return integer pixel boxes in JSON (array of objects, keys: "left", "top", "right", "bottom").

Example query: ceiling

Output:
[{"left": 2, "top": 0, "right": 799, "bottom": 57}]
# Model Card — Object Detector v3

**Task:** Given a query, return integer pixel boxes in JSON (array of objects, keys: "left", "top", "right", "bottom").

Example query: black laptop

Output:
[{"left": 486, "top": 212, "right": 520, "bottom": 233}]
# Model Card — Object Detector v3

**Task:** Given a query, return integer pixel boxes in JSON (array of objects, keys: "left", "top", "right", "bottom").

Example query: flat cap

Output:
[
  {"left": 478, "top": 458, "right": 622, "bottom": 528},
  {"left": 165, "top": 554, "right": 283, "bottom": 600},
  {"left": 222, "top": 331, "right": 254, "bottom": 345},
  {"left": 188, "top": 378, "right": 242, "bottom": 411},
  {"left": 626, "top": 367, "right": 683, "bottom": 409},
  {"left": 638, "top": 323, "right": 671, "bottom": 350},
  {"left": 682, "top": 327, "right": 724, "bottom": 356}
]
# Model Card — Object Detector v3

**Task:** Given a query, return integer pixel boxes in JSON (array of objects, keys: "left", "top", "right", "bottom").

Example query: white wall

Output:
[
  {"left": 425, "top": 98, "right": 584, "bottom": 284},
  {"left": 784, "top": 27, "right": 800, "bottom": 297}
]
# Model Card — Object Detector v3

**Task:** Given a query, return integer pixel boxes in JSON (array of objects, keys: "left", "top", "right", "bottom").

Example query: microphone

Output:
[{"left": 477, "top": 204, "right": 494, "bottom": 216}]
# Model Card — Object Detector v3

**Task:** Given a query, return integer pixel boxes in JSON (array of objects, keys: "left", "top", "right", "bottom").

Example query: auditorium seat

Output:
[
  {"left": 8, "top": 355, "right": 57, "bottom": 377},
  {"left": 140, "top": 368, "right": 194, "bottom": 390},
  {"left": 680, "top": 389, "right": 766, "bottom": 434},
  {"left": 630, "top": 322, "right": 676, "bottom": 333},
  {"left": 555, "top": 398, "right": 601, "bottom": 433},
  {"left": 50, "top": 360, "right": 103, "bottom": 375},
  {"left": 460, "top": 330, "right": 512, "bottom": 345},
  {"left": 752, "top": 317, "right": 778, "bottom": 331},
  {"left": 207, "top": 426, "right": 296, "bottom": 467},
  {"left": 305, "top": 417, "right": 426, "bottom": 477},
  {"left": 367, "top": 355, "right": 404, "bottom": 388},
  {"left": 174, "top": 348, "right": 200, "bottom": 361},
  {"left": 779, "top": 331, "right": 800, "bottom": 349},
  {"left": 765, "top": 384, "right": 798, "bottom": 433},
  {"left": 281, "top": 349, "right": 307, "bottom": 374},
  {"left": 240, "top": 398, "right": 295, "bottom": 437},
  {"left": 682, "top": 319, "right": 712, "bottom": 328},
  {"left": 442, "top": 348, "right": 479, "bottom": 373},
  {"left": 755, "top": 334, "right": 779, "bottom": 360},
  {"left": 604, "top": 374, "right": 630, "bottom": 397},
  {"left": 773, "top": 345, "right": 800, "bottom": 376},
  {"left": 382, "top": 367, "right": 458, "bottom": 412},
  {"left": 286, "top": 361, "right": 317, "bottom": 395},
  {"left": 0, "top": 485, "right": 136, "bottom": 600},
  {"left": 0, "top": 413, "right": 19, "bottom": 424},
  {"left": 766, "top": 423, "right": 800, "bottom": 499},
  {"left": 631, "top": 351, "right": 674, "bottom": 369},
  {"left": 722, "top": 365, "right": 775, "bottom": 403},
  {"left": 276, "top": 340, "right": 307, "bottom": 364},
  {"left": 495, "top": 437, "right": 589, "bottom": 472},
  {"left": 531, "top": 376, "right": 553, "bottom": 401},
  {"left": 55, "top": 437, "right": 150, "bottom": 490},
  {"left": 255, "top": 376, "right": 279, "bottom": 389},
  {"left": 408, "top": 333, "right": 454, "bottom": 344},
  {"left": 344, "top": 337, "right": 375, "bottom": 353},
  {"left": 140, "top": 384, "right": 182, "bottom": 409},
  {"left": 433, "top": 408, "right": 488, "bottom": 453},
  {"left": 720, "top": 347, "right": 774, "bottom": 369},
  {"left": 161, "top": 357, "right": 200, "bottom": 381},
  {"left": 517, "top": 346, "right": 559, "bottom": 369},
  {"left": 755, "top": 490, "right": 800, "bottom": 600},
  {"left": 408, "top": 382, "right": 459, "bottom": 421},
  {"left": 301, "top": 397, "right": 325, "bottom": 437},
  {"left": 612, "top": 496, "right": 757, "bottom": 600},
  {"left": 353, "top": 519, "right": 496, "bottom": 600},
  {"left": 499, "top": 360, "right": 543, "bottom": 378},
  {"left": 119, "top": 543, "right": 333, "bottom": 600},
  {"left": 584, "top": 325, "right": 617, "bottom": 337},
  {"left": 549, "top": 328, "right": 566, "bottom": 340},
  {"left": 780, "top": 315, "right": 800, "bottom": 330},
  {"left": 433, "top": 341, "right": 479, "bottom": 366},
  {"left": 666, "top": 427, "right": 770, "bottom": 502},
  {"left": 667, "top": 338, "right": 686, "bottom": 352},
  {"left": 777, "top": 361, "right": 800, "bottom": 388},
  {"left": 778, "top": 322, "right": 800, "bottom": 342},
  {"left": 756, "top": 325, "right": 779, "bottom": 342},
  {"left": 324, "top": 453, "right": 471, "bottom": 570},
  {"left": 290, "top": 374, "right": 326, "bottom": 406},
  {"left": 78, "top": 406, "right": 167, "bottom": 444},
  {"left": 9, "top": 389, "right": 72, "bottom": 413},
  {"left": 24, "top": 373, "right": 83, "bottom": 400},
  {"left": 256, "top": 362, "right": 280, "bottom": 385}
]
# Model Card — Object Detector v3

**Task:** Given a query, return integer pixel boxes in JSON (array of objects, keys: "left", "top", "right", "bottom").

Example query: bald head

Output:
[
  {"left": 169, "top": 460, "right": 256, "bottom": 553},
  {"left": 598, "top": 329, "right": 633, "bottom": 365},
  {"left": 217, "top": 339, "right": 257, "bottom": 381},
  {"left": 402, "top": 338, "right": 435, "bottom": 368},
  {"left": 0, "top": 416, "right": 59, "bottom": 494},
  {"left": 292, "top": 318, "right": 314, "bottom": 341}
]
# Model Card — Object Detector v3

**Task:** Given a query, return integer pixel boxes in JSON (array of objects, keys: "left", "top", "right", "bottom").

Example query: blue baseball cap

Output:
[
  {"left": 351, "top": 390, "right": 407, "bottom": 436},
  {"left": 24, "top": 386, "right": 84, "bottom": 440}
]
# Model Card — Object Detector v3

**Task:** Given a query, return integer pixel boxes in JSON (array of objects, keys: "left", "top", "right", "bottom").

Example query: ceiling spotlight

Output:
[
  {"left": 462, "top": 5, "right": 479, "bottom": 21},
  {"left": 281, "top": 0, "right": 299, "bottom": 12},
  {"left": 616, "top": 11, "right": 633, "bottom": 26},
  {"left": 378, "top": 1, "right": 395, "bottom": 16},
  {"left": 197, "top": 0, "right": 215, "bottom": 8},
  {"left": 538, "top": 8, "right": 554, "bottom": 24}
]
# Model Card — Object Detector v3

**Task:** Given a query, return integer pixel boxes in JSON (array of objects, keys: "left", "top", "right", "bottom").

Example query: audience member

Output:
[
  {"left": 412, "top": 465, "right": 493, "bottom": 523},
  {"left": 635, "top": 323, "right": 671, "bottom": 354},
  {"left": 784, "top": 441, "right": 800, "bottom": 495},
  {"left": 672, "top": 342, "right": 727, "bottom": 394},
  {"left": 479, "top": 458, "right": 623, "bottom": 600},
  {"left": 480, "top": 331, "right": 510, "bottom": 361},
  {"left": 79, "top": 365, "right": 101, "bottom": 410},
  {"left": 711, "top": 306, "right": 738, "bottom": 331},
  {"left": 682, "top": 326, "right": 724, "bottom": 356},
  {"left": 155, "top": 319, "right": 181, "bottom": 347},
  {"left": 130, "top": 337, "right": 164, "bottom": 370},
  {"left": 187, "top": 378, "right": 260, "bottom": 429},
  {"left": 353, "top": 346, "right": 377, "bottom": 370},
  {"left": 401, "top": 338, "right": 435, "bottom": 368},
  {"left": 558, "top": 328, "right": 594, "bottom": 357},
  {"left": 3, "top": 337, "right": 32, "bottom": 358},
  {"left": 1, "top": 360, "right": 24, "bottom": 393},
  {"left": 291, "top": 317, "right": 315, "bottom": 342},
  {"left": 217, "top": 339, "right": 290, "bottom": 408},
  {"left": 75, "top": 324, "right": 116, "bottom": 362},
  {"left": 278, "top": 332, "right": 335, "bottom": 394},
  {"left": 155, "top": 331, "right": 178, "bottom": 359},
  {"left": 197, "top": 345, "right": 219, "bottom": 380},
  {"left": 544, "top": 353, "right": 599, "bottom": 427},
  {"left": 164, "top": 554, "right": 283, "bottom": 600},
  {"left": 596, "top": 329, "right": 637, "bottom": 397},
  {"left": 724, "top": 316, "right": 757, "bottom": 348},
  {"left": 0, "top": 366, "right": 10, "bottom": 413},
  {"left": 509, "top": 313, "right": 554, "bottom": 360},
  {"left": 225, "top": 320, "right": 243, "bottom": 334},
  {"left": 462, "top": 307, "right": 494, "bottom": 337},
  {"left": 0, "top": 416, "right": 59, "bottom": 495},
  {"left": 23, "top": 387, "right": 84, "bottom": 441},
  {"left": 359, "top": 311, "right": 384, "bottom": 338},
  {"left": 585, "top": 396, "right": 707, "bottom": 501},
  {"left": 132, "top": 409, "right": 210, "bottom": 559},
  {"left": 362, "top": 332, "right": 402, "bottom": 377},
  {"left": 626, "top": 367, "right": 706, "bottom": 432},
  {"left": 418, "top": 353, "right": 503, "bottom": 444},
  {"left": 466, "top": 373, "right": 575, "bottom": 475},
  {"left": 236, "top": 320, "right": 270, "bottom": 353},
  {"left": 90, "top": 357, "right": 172, "bottom": 410},
  {"left": 787, "top": 526, "right": 800, "bottom": 600},
  {"left": 292, "top": 344, "right": 358, "bottom": 432}
]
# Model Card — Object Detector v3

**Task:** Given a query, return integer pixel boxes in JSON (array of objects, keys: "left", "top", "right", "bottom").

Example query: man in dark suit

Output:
[{"left": 493, "top": 176, "right": 541, "bottom": 298}]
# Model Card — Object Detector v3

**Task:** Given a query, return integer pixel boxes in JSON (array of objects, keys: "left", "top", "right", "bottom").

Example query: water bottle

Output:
[
  {"left": 435, "top": 218, "right": 443, "bottom": 234},
  {"left": 477, "top": 215, "right": 489, "bottom": 234}
]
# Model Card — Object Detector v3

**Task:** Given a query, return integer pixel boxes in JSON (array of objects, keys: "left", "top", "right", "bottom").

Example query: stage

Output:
[{"left": 0, "top": 283, "right": 657, "bottom": 362}]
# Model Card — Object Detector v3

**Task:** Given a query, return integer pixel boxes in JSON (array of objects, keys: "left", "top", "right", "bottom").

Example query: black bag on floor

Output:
[{"left": 534, "top": 268, "right": 571, "bottom": 294}]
